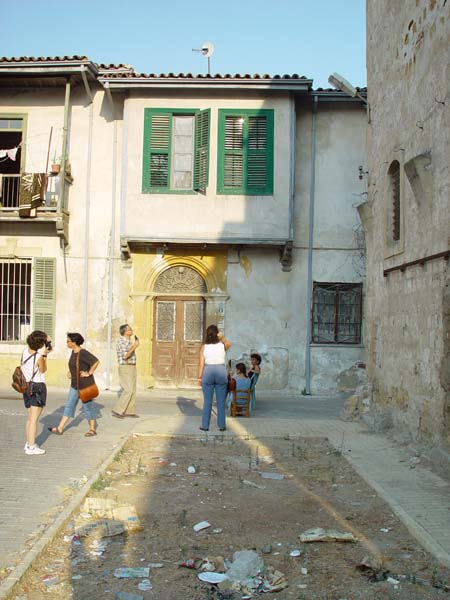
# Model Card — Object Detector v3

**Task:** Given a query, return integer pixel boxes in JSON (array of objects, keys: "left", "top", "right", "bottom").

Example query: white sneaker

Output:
[
  {"left": 24, "top": 442, "right": 29, "bottom": 450},
  {"left": 25, "top": 445, "right": 46, "bottom": 455}
]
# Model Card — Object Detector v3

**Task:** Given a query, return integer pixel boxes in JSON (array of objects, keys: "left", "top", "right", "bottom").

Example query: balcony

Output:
[{"left": 0, "top": 172, "right": 70, "bottom": 242}]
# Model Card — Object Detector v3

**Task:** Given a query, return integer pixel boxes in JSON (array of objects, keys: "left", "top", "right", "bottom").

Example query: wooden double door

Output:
[{"left": 152, "top": 297, "right": 205, "bottom": 387}]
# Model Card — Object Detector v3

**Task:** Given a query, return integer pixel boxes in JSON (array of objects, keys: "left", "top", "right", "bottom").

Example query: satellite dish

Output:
[{"left": 201, "top": 42, "right": 214, "bottom": 58}]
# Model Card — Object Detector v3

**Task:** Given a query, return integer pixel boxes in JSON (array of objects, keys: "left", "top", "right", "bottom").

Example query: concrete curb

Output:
[{"left": 0, "top": 422, "right": 141, "bottom": 600}]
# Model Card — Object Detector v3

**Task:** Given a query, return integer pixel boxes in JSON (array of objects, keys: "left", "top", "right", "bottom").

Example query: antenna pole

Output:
[{"left": 207, "top": 56, "right": 211, "bottom": 75}]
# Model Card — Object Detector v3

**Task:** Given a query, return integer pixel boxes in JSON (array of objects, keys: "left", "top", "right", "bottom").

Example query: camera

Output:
[{"left": 45, "top": 340, "right": 52, "bottom": 351}]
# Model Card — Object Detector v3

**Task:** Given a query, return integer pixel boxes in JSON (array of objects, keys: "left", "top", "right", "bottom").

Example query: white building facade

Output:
[{"left": 0, "top": 57, "right": 367, "bottom": 393}]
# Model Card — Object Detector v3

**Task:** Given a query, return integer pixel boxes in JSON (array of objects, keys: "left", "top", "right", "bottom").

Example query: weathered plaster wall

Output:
[
  {"left": 0, "top": 86, "right": 126, "bottom": 388},
  {"left": 122, "top": 92, "right": 291, "bottom": 241},
  {"left": 225, "top": 101, "right": 367, "bottom": 392},
  {"left": 0, "top": 85, "right": 367, "bottom": 394},
  {"left": 366, "top": 0, "right": 450, "bottom": 444}
]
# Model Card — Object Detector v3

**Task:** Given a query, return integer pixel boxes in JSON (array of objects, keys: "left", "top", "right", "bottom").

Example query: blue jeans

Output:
[
  {"left": 63, "top": 387, "right": 96, "bottom": 420},
  {"left": 201, "top": 364, "right": 228, "bottom": 429}
]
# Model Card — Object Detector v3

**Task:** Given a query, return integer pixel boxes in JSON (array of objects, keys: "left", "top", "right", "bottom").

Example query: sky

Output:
[{"left": 1, "top": 0, "right": 366, "bottom": 89}]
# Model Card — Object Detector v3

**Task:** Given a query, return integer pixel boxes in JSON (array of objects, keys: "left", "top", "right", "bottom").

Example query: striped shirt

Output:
[{"left": 116, "top": 336, "right": 136, "bottom": 365}]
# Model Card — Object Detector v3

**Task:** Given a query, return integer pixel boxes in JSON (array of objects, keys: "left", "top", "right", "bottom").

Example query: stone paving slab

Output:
[{"left": 0, "top": 390, "right": 136, "bottom": 574}]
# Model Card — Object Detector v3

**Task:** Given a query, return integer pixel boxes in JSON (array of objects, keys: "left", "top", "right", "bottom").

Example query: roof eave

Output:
[
  {"left": 0, "top": 61, "right": 99, "bottom": 79},
  {"left": 100, "top": 78, "right": 312, "bottom": 92}
]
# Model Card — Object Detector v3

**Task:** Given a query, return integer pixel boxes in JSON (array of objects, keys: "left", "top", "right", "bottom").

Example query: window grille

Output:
[
  {"left": 312, "top": 283, "right": 362, "bottom": 344},
  {"left": 0, "top": 258, "right": 32, "bottom": 341}
]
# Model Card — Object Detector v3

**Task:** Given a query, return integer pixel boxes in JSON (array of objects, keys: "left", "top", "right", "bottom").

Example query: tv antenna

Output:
[{"left": 192, "top": 41, "right": 214, "bottom": 75}]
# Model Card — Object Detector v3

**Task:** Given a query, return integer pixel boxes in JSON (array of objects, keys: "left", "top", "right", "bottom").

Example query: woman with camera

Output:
[
  {"left": 22, "top": 330, "right": 52, "bottom": 455},
  {"left": 48, "top": 332, "right": 99, "bottom": 437}
]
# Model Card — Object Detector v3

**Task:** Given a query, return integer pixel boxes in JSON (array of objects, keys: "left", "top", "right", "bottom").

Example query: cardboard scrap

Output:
[
  {"left": 81, "top": 497, "right": 143, "bottom": 531},
  {"left": 299, "top": 527, "right": 357, "bottom": 543},
  {"left": 75, "top": 519, "right": 126, "bottom": 538}
]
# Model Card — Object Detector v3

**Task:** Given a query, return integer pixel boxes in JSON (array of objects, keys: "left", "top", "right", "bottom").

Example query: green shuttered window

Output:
[
  {"left": 217, "top": 109, "right": 274, "bottom": 195},
  {"left": 142, "top": 108, "right": 210, "bottom": 194},
  {"left": 33, "top": 257, "right": 56, "bottom": 339}
]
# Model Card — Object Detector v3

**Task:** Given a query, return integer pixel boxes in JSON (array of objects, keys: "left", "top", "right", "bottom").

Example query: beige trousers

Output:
[{"left": 114, "top": 364, "right": 137, "bottom": 415}]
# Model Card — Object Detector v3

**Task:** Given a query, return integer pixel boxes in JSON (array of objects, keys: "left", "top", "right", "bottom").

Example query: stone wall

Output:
[{"left": 365, "top": 0, "right": 450, "bottom": 444}]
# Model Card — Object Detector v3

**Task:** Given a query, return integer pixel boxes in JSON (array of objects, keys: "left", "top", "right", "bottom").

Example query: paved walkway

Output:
[{"left": 0, "top": 386, "right": 449, "bottom": 597}]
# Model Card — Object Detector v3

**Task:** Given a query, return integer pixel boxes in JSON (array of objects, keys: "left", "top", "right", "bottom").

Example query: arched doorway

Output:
[{"left": 152, "top": 266, "right": 206, "bottom": 387}]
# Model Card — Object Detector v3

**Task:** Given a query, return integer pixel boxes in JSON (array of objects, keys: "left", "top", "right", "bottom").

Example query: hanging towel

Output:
[
  {"left": 19, "top": 173, "right": 47, "bottom": 217},
  {"left": 6, "top": 147, "right": 18, "bottom": 161}
]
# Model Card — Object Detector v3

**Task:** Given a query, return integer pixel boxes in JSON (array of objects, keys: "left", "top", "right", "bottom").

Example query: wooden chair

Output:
[{"left": 230, "top": 388, "right": 251, "bottom": 417}]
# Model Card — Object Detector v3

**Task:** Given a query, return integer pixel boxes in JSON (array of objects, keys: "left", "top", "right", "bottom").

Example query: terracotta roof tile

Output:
[
  {"left": 99, "top": 71, "right": 310, "bottom": 80},
  {"left": 0, "top": 55, "right": 90, "bottom": 62}
]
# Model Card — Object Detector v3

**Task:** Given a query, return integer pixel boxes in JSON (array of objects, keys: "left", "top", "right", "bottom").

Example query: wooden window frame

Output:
[
  {"left": 312, "top": 282, "right": 362, "bottom": 345},
  {"left": 217, "top": 108, "right": 274, "bottom": 195},
  {"left": 0, "top": 113, "right": 27, "bottom": 175},
  {"left": 142, "top": 108, "right": 210, "bottom": 194}
]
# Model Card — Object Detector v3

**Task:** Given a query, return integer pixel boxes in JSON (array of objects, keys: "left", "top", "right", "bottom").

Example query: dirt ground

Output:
[{"left": 10, "top": 433, "right": 450, "bottom": 600}]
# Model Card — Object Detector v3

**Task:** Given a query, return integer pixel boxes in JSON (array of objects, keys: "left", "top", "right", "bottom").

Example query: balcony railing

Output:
[
  {"left": 0, "top": 174, "right": 59, "bottom": 210},
  {"left": 0, "top": 173, "right": 70, "bottom": 242}
]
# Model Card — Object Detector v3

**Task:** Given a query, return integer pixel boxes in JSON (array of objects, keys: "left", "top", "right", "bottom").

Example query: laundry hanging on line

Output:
[{"left": 0, "top": 146, "right": 19, "bottom": 161}]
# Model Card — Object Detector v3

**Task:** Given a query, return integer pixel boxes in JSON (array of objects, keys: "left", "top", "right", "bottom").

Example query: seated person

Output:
[
  {"left": 234, "top": 362, "right": 251, "bottom": 393},
  {"left": 248, "top": 353, "right": 262, "bottom": 383}
]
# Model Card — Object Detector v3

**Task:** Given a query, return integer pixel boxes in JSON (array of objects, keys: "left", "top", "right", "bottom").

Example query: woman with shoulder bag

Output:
[
  {"left": 22, "top": 330, "right": 52, "bottom": 455},
  {"left": 48, "top": 332, "right": 99, "bottom": 437},
  {"left": 198, "top": 324, "right": 231, "bottom": 432}
]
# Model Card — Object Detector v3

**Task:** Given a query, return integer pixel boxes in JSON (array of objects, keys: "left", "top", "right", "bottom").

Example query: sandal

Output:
[
  {"left": 85, "top": 430, "right": 97, "bottom": 437},
  {"left": 48, "top": 427, "right": 63, "bottom": 435}
]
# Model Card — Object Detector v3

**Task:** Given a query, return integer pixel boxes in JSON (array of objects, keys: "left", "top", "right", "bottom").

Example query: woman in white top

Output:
[
  {"left": 198, "top": 324, "right": 231, "bottom": 431},
  {"left": 21, "top": 330, "right": 52, "bottom": 455}
]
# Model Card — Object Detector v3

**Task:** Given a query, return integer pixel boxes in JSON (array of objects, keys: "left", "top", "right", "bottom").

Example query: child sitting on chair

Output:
[
  {"left": 235, "top": 362, "right": 251, "bottom": 391},
  {"left": 248, "top": 353, "right": 261, "bottom": 383}
]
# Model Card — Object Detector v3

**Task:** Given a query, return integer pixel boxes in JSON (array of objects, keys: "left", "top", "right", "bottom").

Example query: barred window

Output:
[
  {"left": 0, "top": 258, "right": 32, "bottom": 341},
  {"left": 312, "top": 283, "right": 362, "bottom": 344},
  {"left": 0, "top": 257, "right": 56, "bottom": 342}
]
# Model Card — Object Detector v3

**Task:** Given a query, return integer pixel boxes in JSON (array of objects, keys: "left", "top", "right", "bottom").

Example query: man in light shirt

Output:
[{"left": 112, "top": 324, "right": 140, "bottom": 418}]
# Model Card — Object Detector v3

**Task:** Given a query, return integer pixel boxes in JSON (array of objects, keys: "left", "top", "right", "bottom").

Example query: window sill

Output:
[
  {"left": 141, "top": 189, "right": 197, "bottom": 195},
  {"left": 310, "top": 343, "right": 364, "bottom": 348}
]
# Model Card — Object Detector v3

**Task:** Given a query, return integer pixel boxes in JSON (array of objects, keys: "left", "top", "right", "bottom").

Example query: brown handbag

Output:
[{"left": 76, "top": 352, "right": 99, "bottom": 403}]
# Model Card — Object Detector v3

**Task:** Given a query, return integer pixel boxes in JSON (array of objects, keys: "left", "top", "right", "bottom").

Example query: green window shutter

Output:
[
  {"left": 32, "top": 258, "right": 56, "bottom": 339},
  {"left": 247, "top": 115, "right": 273, "bottom": 194},
  {"left": 217, "top": 109, "right": 274, "bottom": 195},
  {"left": 193, "top": 109, "right": 210, "bottom": 194},
  {"left": 223, "top": 116, "right": 244, "bottom": 190},
  {"left": 142, "top": 109, "right": 172, "bottom": 192}
]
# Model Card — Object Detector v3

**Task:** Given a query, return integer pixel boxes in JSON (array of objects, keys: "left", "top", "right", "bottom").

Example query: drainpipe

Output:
[
  {"left": 288, "top": 94, "right": 295, "bottom": 241},
  {"left": 120, "top": 99, "right": 129, "bottom": 245},
  {"left": 59, "top": 80, "right": 71, "bottom": 210},
  {"left": 81, "top": 100, "right": 94, "bottom": 336},
  {"left": 304, "top": 95, "right": 318, "bottom": 395},
  {"left": 104, "top": 83, "right": 118, "bottom": 388}
]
